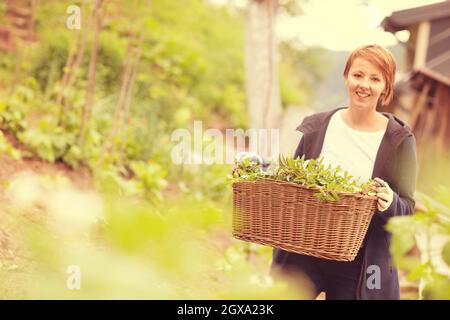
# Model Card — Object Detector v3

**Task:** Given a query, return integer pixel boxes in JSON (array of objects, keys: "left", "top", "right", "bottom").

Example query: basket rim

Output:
[{"left": 232, "top": 177, "right": 378, "bottom": 200}]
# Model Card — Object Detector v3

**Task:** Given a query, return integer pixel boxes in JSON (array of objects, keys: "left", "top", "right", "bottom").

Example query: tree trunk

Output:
[{"left": 244, "top": 0, "right": 282, "bottom": 131}]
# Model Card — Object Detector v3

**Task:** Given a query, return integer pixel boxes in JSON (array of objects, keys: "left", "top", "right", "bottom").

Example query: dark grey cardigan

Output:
[{"left": 271, "top": 107, "right": 417, "bottom": 300}]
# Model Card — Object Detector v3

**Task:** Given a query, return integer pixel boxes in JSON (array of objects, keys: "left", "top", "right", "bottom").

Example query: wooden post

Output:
[
  {"left": 57, "top": 0, "right": 91, "bottom": 123},
  {"left": 119, "top": 28, "right": 144, "bottom": 166},
  {"left": 77, "top": 0, "right": 104, "bottom": 147},
  {"left": 410, "top": 79, "right": 431, "bottom": 133},
  {"left": 436, "top": 84, "right": 450, "bottom": 153}
]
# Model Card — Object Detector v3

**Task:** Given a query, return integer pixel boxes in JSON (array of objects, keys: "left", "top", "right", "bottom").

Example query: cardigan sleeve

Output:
[
  {"left": 379, "top": 134, "right": 417, "bottom": 222},
  {"left": 293, "top": 135, "right": 305, "bottom": 159}
]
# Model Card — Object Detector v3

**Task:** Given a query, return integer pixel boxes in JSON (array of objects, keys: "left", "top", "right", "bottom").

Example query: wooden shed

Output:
[{"left": 381, "top": 1, "right": 450, "bottom": 154}]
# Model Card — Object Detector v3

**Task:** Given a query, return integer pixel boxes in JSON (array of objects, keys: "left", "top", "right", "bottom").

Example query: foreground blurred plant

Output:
[
  {"left": 386, "top": 189, "right": 450, "bottom": 299},
  {"left": 0, "top": 172, "right": 306, "bottom": 299}
]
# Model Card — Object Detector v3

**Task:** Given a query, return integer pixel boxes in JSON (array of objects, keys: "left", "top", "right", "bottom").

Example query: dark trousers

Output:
[{"left": 271, "top": 248, "right": 364, "bottom": 300}]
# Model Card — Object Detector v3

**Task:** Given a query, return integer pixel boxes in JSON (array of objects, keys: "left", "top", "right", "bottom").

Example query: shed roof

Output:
[
  {"left": 382, "top": 1, "right": 450, "bottom": 33},
  {"left": 382, "top": 1, "right": 450, "bottom": 86}
]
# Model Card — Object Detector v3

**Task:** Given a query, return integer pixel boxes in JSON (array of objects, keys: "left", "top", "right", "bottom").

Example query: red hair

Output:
[{"left": 343, "top": 44, "right": 396, "bottom": 106}]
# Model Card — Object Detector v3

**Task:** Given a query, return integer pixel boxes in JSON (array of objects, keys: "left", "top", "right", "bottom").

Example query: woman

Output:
[{"left": 270, "top": 44, "right": 417, "bottom": 300}]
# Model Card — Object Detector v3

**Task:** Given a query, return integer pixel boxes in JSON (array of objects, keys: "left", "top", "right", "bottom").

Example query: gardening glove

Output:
[
  {"left": 233, "top": 152, "right": 263, "bottom": 177},
  {"left": 235, "top": 152, "right": 263, "bottom": 165},
  {"left": 374, "top": 177, "right": 394, "bottom": 212}
]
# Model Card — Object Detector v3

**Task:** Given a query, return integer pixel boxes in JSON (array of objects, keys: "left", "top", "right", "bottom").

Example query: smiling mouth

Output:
[{"left": 356, "top": 91, "right": 370, "bottom": 98}]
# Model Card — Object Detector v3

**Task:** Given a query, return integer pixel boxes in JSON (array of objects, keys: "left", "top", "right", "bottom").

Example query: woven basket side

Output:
[{"left": 232, "top": 180, "right": 377, "bottom": 261}]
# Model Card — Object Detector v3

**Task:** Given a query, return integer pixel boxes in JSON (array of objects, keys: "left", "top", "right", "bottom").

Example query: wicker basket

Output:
[{"left": 232, "top": 179, "right": 377, "bottom": 261}]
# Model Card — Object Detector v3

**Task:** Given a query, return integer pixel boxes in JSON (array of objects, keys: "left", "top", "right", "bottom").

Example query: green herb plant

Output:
[{"left": 233, "top": 154, "right": 377, "bottom": 202}]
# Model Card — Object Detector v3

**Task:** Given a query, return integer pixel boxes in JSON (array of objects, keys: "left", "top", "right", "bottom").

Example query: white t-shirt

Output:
[{"left": 319, "top": 109, "right": 387, "bottom": 183}]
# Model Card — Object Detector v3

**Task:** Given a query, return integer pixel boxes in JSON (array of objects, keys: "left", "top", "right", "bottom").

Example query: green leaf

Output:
[{"left": 442, "top": 240, "right": 450, "bottom": 267}]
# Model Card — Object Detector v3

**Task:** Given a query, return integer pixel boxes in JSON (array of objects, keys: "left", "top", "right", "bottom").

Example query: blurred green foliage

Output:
[
  {"left": 383, "top": 140, "right": 450, "bottom": 299},
  {"left": 0, "top": 0, "right": 329, "bottom": 208},
  {"left": 0, "top": 174, "right": 305, "bottom": 299},
  {"left": 279, "top": 44, "right": 332, "bottom": 108},
  {"left": 386, "top": 190, "right": 450, "bottom": 299}
]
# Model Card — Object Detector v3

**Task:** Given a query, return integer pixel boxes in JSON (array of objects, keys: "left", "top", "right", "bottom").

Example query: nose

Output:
[{"left": 359, "top": 77, "right": 370, "bottom": 89}]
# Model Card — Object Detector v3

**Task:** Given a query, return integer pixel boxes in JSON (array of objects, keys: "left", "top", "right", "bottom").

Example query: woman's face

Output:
[{"left": 344, "top": 57, "right": 386, "bottom": 110}]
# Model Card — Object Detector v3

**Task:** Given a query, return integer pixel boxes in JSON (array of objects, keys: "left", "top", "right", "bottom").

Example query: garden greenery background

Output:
[{"left": 0, "top": 0, "right": 448, "bottom": 299}]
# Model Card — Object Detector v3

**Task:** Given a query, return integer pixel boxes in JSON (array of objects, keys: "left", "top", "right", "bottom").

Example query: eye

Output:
[
  {"left": 353, "top": 73, "right": 362, "bottom": 78},
  {"left": 372, "top": 77, "right": 380, "bottom": 82}
]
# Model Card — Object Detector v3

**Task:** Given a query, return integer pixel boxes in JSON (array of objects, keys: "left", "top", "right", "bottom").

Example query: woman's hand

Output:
[{"left": 374, "top": 177, "right": 394, "bottom": 212}]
